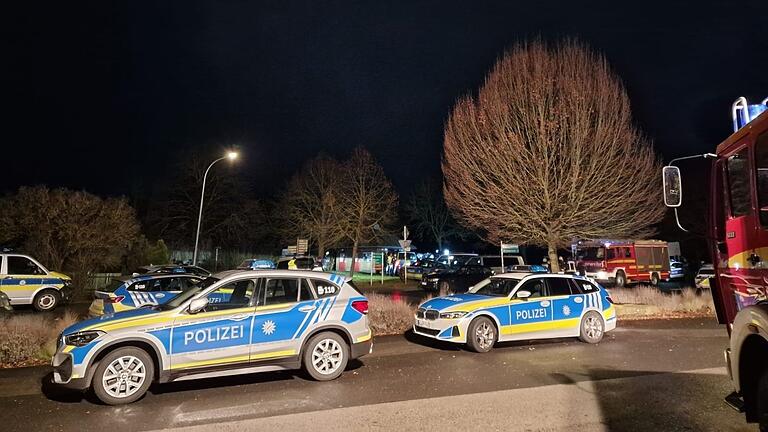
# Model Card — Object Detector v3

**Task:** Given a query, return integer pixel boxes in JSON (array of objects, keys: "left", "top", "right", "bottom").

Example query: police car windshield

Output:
[
  {"left": 469, "top": 277, "right": 520, "bottom": 297},
  {"left": 159, "top": 277, "right": 219, "bottom": 310}
]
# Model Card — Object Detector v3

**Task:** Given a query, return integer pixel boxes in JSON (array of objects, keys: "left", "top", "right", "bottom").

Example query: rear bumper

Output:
[{"left": 350, "top": 339, "right": 373, "bottom": 359}]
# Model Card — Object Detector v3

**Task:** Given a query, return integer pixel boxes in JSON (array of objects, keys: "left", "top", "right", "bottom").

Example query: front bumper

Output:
[
  {"left": 413, "top": 316, "right": 465, "bottom": 342},
  {"left": 52, "top": 350, "right": 92, "bottom": 390},
  {"left": 60, "top": 286, "right": 74, "bottom": 304}
]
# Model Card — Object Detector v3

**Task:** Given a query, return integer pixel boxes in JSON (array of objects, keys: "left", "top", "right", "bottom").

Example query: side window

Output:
[
  {"left": 606, "top": 249, "right": 616, "bottom": 260},
  {"left": 624, "top": 248, "right": 632, "bottom": 258},
  {"left": 311, "top": 279, "right": 340, "bottom": 298},
  {"left": 572, "top": 279, "right": 599, "bottom": 294},
  {"left": 167, "top": 277, "right": 185, "bottom": 292},
  {"left": 517, "top": 279, "right": 545, "bottom": 299},
  {"left": 726, "top": 149, "right": 751, "bottom": 217},
  {"left": 299, "top": 279, "right": 315, "bottom": 301},
  {"left": 466, "top": 257, "right": 481, "bottom": 266},
  {"left": 546, "top": 278, "right": 573, "bottom": 296},
  {"left": 7, "top": 256, "right": 44, "bottom": 275},
  {"left": 206, "top": 279, "right": 255, "bottom": 311},
  {"left": 756, "top": 132, "right": 768, "bottom": 226},
  {"left": 264, "top": 278, "right": 299, "bottom": 305}
]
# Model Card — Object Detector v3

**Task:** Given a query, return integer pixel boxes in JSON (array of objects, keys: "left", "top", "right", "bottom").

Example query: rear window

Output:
[
  {"left": 570, "top": 279, "right": 599, "bottom": 294},
  {"left": 311, "top": 279, "right": 341, "bottom": 298}
]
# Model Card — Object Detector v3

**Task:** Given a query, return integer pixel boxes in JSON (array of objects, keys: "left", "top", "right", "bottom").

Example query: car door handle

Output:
[
  {"left": 299, "top": 305, "right": 317, "bottom": 312},
  {"left": 230, "top": 314, "right": 251, "bottom": 321}
]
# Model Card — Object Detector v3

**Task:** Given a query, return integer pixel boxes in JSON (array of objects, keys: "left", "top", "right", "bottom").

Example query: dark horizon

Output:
[{"left": 6, "top": 1, "right": 768, "bottom": 202}]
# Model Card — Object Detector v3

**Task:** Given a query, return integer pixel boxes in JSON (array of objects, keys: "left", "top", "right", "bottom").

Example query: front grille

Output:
[
  {"left": 424, "top": 310, "right": 439, "bottom": 320},
  {"left": 414, "top": 325, "right": 440, "bottom": 336},
  {"left": 416, "top": 308, "right": 425, "bottom": 319}
]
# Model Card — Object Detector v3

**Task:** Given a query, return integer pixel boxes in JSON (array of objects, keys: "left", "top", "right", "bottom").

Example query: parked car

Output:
[
  {"left": 88, "top": 274, "right": 203, "bottom": 316},
  {"left": 669, "top": 260, "right": 687, "bottom": 280},
  {"left": 0, "top": 253, "right": 72, "bottom": 311},
  {"left": 53, "top": 270, "right": 372, "bottom": 405},
  {"left": 276, "top": 256, "right": 322, "bottom": 270},
  {"left": 695, "top": 264, "right": 715, "bottom": 289},
  {"left": 421, "top": 263, "right": 494, "bottom": 294},
  {"left": 132, "top": 264, "right": 211, "bottom": 278},
  {"left": 414, "top": 273, "right": 617, "bottom": 352},
  {"left": 478, "top": 255, "right": 525, "bottom": 274},
  {"left": 237, "top": 259, "right": 276, "bottom": 270}
]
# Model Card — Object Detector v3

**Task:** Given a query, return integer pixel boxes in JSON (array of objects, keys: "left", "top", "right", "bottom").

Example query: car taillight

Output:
[
  {"left": 351, "top": 300, "right": 368, "bottom": 314},
  {"left": 105, "top": 295, "right": 125, "bottom": 304}
]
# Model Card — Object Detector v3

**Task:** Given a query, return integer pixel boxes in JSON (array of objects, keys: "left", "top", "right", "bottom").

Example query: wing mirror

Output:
[
  {"left": 188, "top": 297, "right": 209, "bottom": 314},
  {"left": 516, "top": 289, "right": 532, "bottom": 300},
  {"left": 662, "top": 165, "right": 683, "bottom": 208}
]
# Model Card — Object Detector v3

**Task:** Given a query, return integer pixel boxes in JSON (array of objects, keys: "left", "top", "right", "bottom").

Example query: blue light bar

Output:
[{"left": 732, "top": 97, "right": 768, "bottom": 132}]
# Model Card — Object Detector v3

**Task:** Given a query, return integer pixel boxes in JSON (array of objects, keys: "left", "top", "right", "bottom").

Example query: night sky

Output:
[{"left": 6, "top": 1, "right": 768, "bottom": 201}]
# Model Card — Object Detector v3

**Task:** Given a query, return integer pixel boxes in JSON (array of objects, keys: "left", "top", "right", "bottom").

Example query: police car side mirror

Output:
[
  {"left": 188, "top": 297, "right": 209, "bottom": 314},
  {"left": 515, "top": 290, "right": 532, "bottom": 300}
]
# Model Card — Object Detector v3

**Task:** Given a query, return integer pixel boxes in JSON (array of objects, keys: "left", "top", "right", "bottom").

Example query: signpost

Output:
[
  {"left": 500, "top": 242, "right": 519, "bottom": 273},
  {"left": 297, "top": 239, "right": 309, "bottom": 255},
  {"left": 399, "top": 226, "right": 411, "bottom": 282}
]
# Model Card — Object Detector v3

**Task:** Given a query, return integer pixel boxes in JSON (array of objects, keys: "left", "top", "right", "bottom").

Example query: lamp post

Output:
[{"left": 192, "top": 151, "right": 238, "bottom": 265}]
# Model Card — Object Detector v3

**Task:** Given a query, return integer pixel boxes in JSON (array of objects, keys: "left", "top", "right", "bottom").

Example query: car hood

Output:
[
  {"left": 49, "top": 271, "right": 71, "bottom": 280},
  {"left": 419, "top": 293, "right": 506, "bottom": 312},
  {"left": 62, "top": 307, "right": 164, "bottom": 335}
]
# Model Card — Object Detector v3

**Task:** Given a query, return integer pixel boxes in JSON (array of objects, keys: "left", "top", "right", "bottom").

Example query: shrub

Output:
[
  {"left": 367, "top": 293, "right": 416, "bottom": 336},
  {"left": 609, "top": 285, "right": 714, "bottom": 315},
  {"left": 0, "top": 309, "right": 80, "bottom": 366}
]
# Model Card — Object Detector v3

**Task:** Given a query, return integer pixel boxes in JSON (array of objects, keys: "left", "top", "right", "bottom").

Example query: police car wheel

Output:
[
  {"left": 33, "top": 290, "right": 60, "bottom": 311},
  {"left": 466, "top": 317, "right": 496, "bottom": 353},
  {"left": 303, "top": 332, "right": 349, "bottom": 381},
  {"left": 579, "top": 311, "right": 605, "bottom": 344},
  {"left": 92, "top": 347, "right": 154, "bottom": 405}
]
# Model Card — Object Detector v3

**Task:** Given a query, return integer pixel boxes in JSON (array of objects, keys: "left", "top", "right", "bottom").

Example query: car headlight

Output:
[
  {"left": 439, "top": 311, "right": 467, "bottom": 319},
  {"left": 64, "top": 330, "right": 104, "bottom": 347}
]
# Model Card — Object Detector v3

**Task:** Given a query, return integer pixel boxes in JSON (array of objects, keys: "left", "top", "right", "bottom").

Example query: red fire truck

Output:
[
  {"left": 664, "top": 96, "right": 768, "bottom": 429},
  {"left": 575, "top": 240, "right": 670, "bottom": 287}
]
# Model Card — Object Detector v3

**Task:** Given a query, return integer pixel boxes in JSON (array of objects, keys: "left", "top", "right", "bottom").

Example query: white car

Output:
[{"left": 695, "top": 264, "right": 715, "bottom": 289}]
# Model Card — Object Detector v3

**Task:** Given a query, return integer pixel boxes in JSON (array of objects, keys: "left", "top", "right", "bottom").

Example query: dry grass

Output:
[
  {"left": 367, "top": 293, "right": 416, "bottom": 336},
  {"left": 0, "top": 310, "right": 80, "bottom": 367},
  {"left": 609, "top": 285, "right": 714, "bottom": 316}
]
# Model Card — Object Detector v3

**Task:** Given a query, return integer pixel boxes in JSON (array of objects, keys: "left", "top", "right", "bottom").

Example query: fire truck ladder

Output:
[{"left": 732, "top": 96, "right": 768, "bottom": 133}]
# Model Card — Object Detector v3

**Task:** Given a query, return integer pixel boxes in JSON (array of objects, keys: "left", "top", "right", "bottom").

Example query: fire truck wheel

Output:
[
  {"left": 614, "top": 271, "right": 626, "bottom": 288},
  {"left": 650, "top": 272, "right": 660, "bottom": 286}
]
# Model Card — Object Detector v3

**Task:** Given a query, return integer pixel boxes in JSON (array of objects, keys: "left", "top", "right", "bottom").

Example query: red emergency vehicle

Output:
[
  {"left": 664, "top": 96, "right": 768, "bottom": 428},
  {"left": 575, "top": 240, "right": 670, "bottom": 287}
]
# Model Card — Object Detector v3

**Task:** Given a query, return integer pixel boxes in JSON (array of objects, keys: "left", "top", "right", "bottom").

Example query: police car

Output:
[
  {"left": 88, "top": 274, "right": 203, "bottom": 316},
  {"left": 53, "top": 270, "right": 372, "bottom": 404},
  {"left": 414, "top": 273, "right": 616, "bottom": 352},
  {"left": 0, "top": 253, "right": 72, "bottom": 311}
]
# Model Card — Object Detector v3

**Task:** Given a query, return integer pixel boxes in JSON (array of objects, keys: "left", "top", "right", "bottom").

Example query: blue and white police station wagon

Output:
[
  {"left": 414, "top": 273, "right": 617, "bottom": 352},
  {"left": 53, "top": 270, "right": 372, "bottom": 405}
]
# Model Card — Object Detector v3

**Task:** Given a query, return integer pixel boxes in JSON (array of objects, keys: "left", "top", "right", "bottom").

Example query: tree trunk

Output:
[
  {"left": 349, "top": 234, "right": 360, "bottom": 278},
  {"left": 317, "top": 239, "right": 326, "bottom": 259},
  {"left": 548, "top": 243, "right": 560, "bottom": 273}
]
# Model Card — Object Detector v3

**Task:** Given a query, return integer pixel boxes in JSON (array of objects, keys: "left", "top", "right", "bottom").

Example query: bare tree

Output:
[
  {"left": 443, "top": 40, "right": 664, "bottom": 272},
  {"left": 277, "top": 154, "right": 345, "bottom": 256},
  {"left": 0, "top": 186, "right": 140, "bottom": 272},
  {"left": 339, "top": 147, "right": 398, "bottom": 276},
  {"left": 405, "top": 180, "right": 465, "bottom": 250}
]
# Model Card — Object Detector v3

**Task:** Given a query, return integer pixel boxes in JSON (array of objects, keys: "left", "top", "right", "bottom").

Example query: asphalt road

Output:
[{"left": 0, "top": 318, "right": 756, "bottom": 432}]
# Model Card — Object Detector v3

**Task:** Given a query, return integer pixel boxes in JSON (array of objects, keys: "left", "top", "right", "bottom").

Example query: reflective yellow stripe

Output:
[
  {"left": 175, "top": 306, "right": 254, "bottom": 321},
  {"left": 171, "top": 355, "right": 250, "bottom": 370},
  {"left": 251, "top": 349, "right": 296, "bottom": 361},
  {"left": 356, "top": 330, "right": 372, "bottom": 343},
  {"left": 501, "top": 318, "right": 580, "bottom": 335},
  {"left": 445, "top": 297, "right": 509, "bottom": 312},
  {"left": 62, "top": 345, "right": 75, "bottom": 353},
  {"left": 604, "top": 306, "right": 616, "bottom": 319}
]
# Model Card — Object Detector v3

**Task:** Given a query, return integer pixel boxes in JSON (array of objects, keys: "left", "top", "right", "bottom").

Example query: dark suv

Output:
[{"left": 420, "top": 264, "right": 493, "bottom": 294}]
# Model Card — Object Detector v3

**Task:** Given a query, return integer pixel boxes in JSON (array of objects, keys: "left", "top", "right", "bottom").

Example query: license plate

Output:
[{"left": 416, "top": 319, "right": 431, "bottom": 328}]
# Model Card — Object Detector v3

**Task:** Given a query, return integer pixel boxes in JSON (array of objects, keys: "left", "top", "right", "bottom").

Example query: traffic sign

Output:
[
  {"left": 297, "top": 238, "right": 309, "bottom": 254},
  {"left": 398, "top": 239, "right": 412, "bottom": 250},
  {"left": 501, "top": 243, "right": 519, "bottom": 254}
]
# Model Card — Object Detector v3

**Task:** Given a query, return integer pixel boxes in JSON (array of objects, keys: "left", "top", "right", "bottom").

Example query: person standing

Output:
[{"left": 288, "top": 255, "right": 298, "bottom": 270}]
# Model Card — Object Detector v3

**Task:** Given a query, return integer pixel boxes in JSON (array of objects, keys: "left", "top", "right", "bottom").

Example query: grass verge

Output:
[
  {"left": 0, "top": 310, "right": 79, "bottom": 368},
  {"left": 610, "top": 285, "right": 714, "bottom": 319}
]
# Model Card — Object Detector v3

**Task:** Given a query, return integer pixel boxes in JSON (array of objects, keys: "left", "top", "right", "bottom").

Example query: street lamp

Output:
[{"left": 192, "top": 151, "right": 239, "bottom": 265}]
